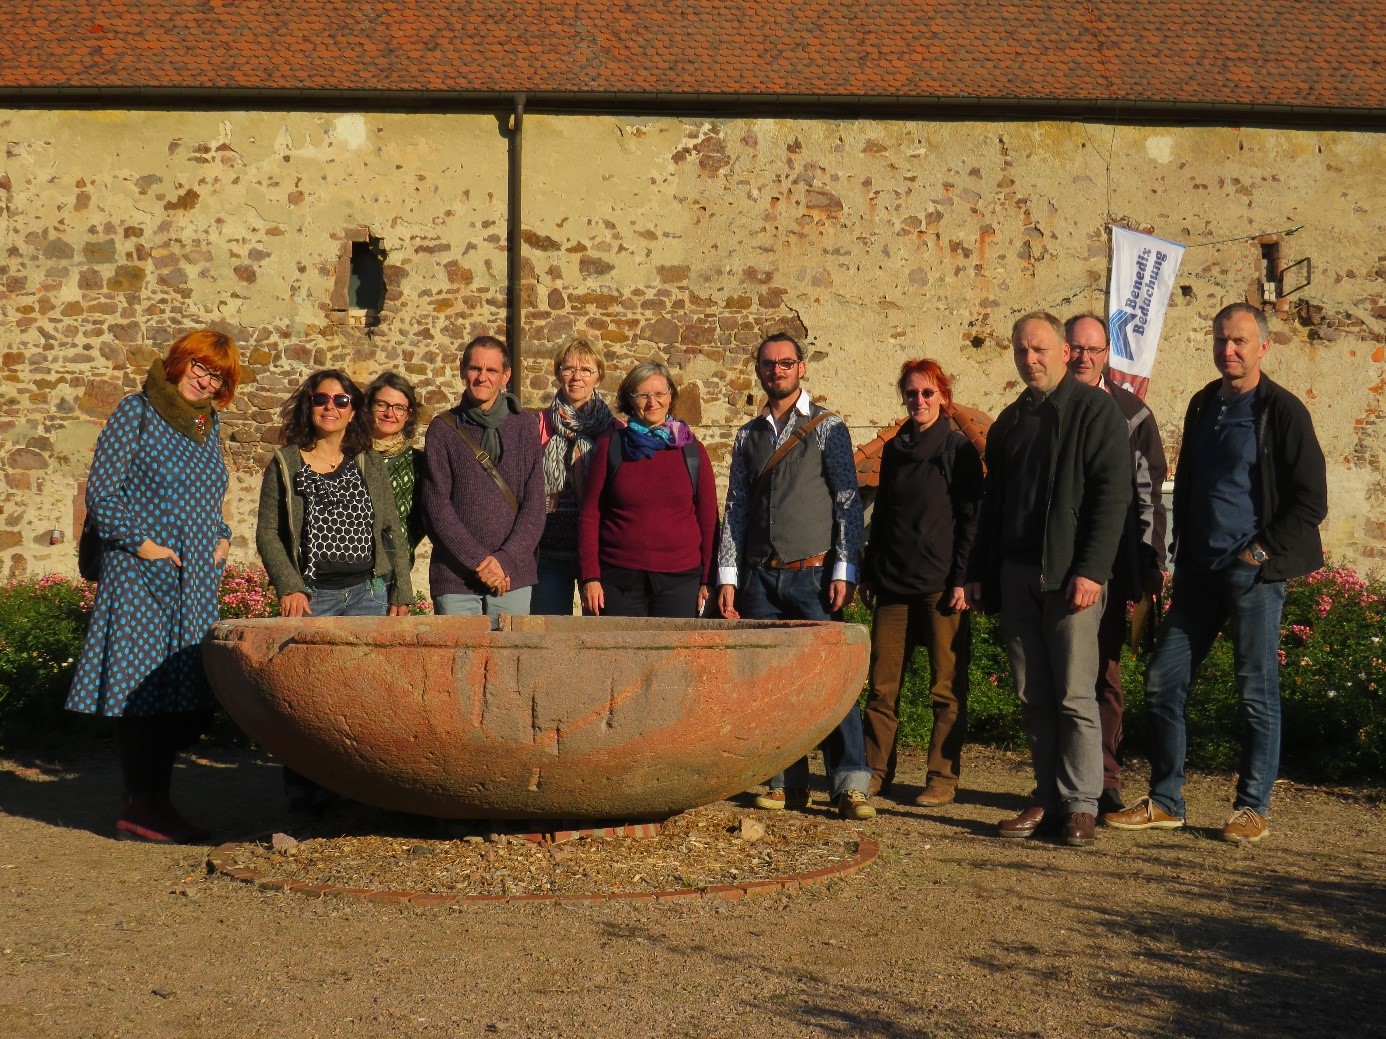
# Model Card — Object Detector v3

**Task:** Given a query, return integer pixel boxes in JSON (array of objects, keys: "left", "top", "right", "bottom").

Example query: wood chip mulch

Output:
[{"left": 219, "top": 803, "right": 869, "bottom": 898}]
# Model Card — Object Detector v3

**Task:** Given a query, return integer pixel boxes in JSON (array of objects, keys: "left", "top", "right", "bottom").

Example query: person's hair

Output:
[
  {"left": 756, "top": 332, "right": 804, "bottom": 363},
  {"left": 896, "top": 358, "right": 955, "bottom": 409},
  {"left": 1011, "top": 311, "right": 1064, "bottom": 345},
  {"left": 1214, "top": 302, "right": 1271, "bottom": 342},
  {"left": 365, "top": 371, "right": 421, "bottom": 440},
  {"left": 279, "top": 369, "right": 371, "bottom": 456},
  {"left": 551, "top": 338, "right": 606, "bottom": 383},
  {"left": 617, "top": 361, "right": 679, "bottom": 418},
  {"left": 461, "top": 334, "right": 511, "bottom": 373},
  {"left": 1063, "top": 313, "right": 1109, "bottom": 347},
  {"left": 163, "top": 329, "right": 241, "bottom": 407}
]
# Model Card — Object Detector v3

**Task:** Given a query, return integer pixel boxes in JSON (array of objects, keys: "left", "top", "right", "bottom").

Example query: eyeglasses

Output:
[
  {"left": 559, "top": 365, "right": 598, "bottom": 379},
  {"left": 189, "top": 360, "right": 226, "bottom": 390},
  {"left": 311, "top": 392, "right": 354, "bottom": 409},
  {"left": 632, "top": 392, "right": 671, "bottom": 405},
  {"left": 758, "top": 358, "right": 800, "bottom": 372},
  {"left": 903, "top": 388, "right": 938, "bottom": 400},
  {"left": 1068, "top": 346, "right": 1108, "bottom": 358},
  {"left": 372, "top": 401, "right": 410, "bottom": 416}
]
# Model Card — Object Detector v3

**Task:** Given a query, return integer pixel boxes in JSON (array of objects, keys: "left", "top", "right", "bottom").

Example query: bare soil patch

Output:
[{"left": 1, "top": 742, "right": 1382, "bottom": 1038}]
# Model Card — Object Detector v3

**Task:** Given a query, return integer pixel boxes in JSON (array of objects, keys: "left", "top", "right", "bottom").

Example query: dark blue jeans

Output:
[
  {"left": 1145, "top": 561, "right": 1287, "bottom": 817},
  {"left": 740, "top": 566, "right": 871, "bottom": 798}
]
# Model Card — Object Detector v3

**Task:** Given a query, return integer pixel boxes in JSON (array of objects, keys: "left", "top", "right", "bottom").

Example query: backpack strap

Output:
[
  {"left": 445, "top": 413, "right": 519, "bottom": 515},
  {"left": 607, "top": 428, "right": 700, "bottom": 498},
  {"left": 751, "top": 410, "right": 830, "bottom": 504}
]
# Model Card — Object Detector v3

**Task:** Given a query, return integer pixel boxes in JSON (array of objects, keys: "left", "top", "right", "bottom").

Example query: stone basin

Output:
[{"left": 202, "top": 615, "right": 869, "bottom": 820}]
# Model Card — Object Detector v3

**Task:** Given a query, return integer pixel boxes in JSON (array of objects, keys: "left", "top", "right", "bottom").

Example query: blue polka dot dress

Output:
[{"left": 67, "top": 393, "right": 231, "bottom": 718}]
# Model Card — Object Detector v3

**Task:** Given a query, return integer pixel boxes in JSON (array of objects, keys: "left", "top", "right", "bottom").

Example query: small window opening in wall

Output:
[
  {"left": 1259, "top": 237, "right": 1283, "bottom": 304},
  {"left": 330, "top": 228, "right": 388, "bottom": 328},
  {"left": 350, "top": 240, "right": 386, "bottom": 312}
]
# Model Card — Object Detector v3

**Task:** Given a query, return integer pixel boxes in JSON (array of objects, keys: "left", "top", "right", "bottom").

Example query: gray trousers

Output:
[{"left": 999, "top": 559, "right": 1105, "bottom": 816}]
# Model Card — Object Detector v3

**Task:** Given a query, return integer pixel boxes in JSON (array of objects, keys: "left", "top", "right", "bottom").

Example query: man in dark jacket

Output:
[
  {"left": 966, "top": 312, "right": 1131, "bottom": 847},
  {"left": 1065, "top": 313, "right": 1169, "bottom": 816},
  {"left": 1108, "top": 302, "right": 1327, "bottom": 843}
]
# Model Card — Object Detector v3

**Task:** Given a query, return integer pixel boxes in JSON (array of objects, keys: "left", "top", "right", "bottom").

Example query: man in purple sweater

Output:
[{"left": 423, "top": 335, "right": 545, "bottom": 621}]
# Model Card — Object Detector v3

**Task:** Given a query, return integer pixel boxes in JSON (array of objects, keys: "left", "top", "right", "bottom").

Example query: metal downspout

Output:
[{"left": 506, "top": 93, "right": 526, "bottom": 394}]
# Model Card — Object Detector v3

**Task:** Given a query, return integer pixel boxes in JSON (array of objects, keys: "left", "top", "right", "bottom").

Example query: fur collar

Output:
[{"left": 143, "top": 357, "right": 216, "bottom": 443}]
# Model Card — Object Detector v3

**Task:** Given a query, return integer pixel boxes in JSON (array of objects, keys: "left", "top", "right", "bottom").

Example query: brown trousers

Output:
[
  {"left": 863, "top": 593, "right": 971, "bottom": 791},
  {"left": 1096, "top": 589, "right": 1128, "bottom": 790}
]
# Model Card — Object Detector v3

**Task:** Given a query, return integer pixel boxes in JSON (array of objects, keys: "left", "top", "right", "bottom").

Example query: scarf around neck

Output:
[
  {"left": 621, "top": 417, "right": 693, "bottom": 462},
  {"left": 143, "top": 357, "right": 216, "bottom": 444},
  {"left": 371, "top": 432, "right": 410, "bottom": 458},
  {"left": 462, "top": 391, "right": 521, "bottom": 464},
  {"left": 543, "top": 393, "right": 615, "bottom": 498}
]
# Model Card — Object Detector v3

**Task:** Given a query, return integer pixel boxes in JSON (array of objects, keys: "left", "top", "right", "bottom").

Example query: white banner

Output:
[{"left": 1106, "top": 227, "right": 1186, "bottom": 399}]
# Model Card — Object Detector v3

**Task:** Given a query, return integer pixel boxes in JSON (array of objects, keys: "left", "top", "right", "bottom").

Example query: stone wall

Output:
[{"left": 2, "top": 109, "right": 1382, "bottom": 583}]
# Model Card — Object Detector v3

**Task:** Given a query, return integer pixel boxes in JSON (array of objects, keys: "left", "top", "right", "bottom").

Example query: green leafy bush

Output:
[
  {"left": 851, "top": 564, "right": 1386, "bottom": 785},
  {"left": 0, "top": 575, "right": 97, "bottom": 747}
]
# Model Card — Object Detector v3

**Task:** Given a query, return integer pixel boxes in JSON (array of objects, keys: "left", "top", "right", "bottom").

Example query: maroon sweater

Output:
[{"left": 577, "top": 429, "right": 718, "bottom": 583}]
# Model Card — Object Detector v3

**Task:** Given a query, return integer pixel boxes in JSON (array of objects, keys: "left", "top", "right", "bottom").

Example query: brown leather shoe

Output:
[
  {"left": 913, "top": 784, "right": 957, "bottom": 807},
  {"left": 1063, "top": 812, "right": 1097, "bottom": 847},
  {"left": 1105, "top": 797, "right": 1185, "bottom": 830},
  {"left": 998, "top": 805, "right": 1052, "bottom": 838}
]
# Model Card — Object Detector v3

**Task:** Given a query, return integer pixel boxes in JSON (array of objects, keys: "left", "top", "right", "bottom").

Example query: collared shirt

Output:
[
  {"left": 717, "top": 388, "right": 864, "bottom": 587},
  {"left": 1182, "top": 386, "right": 1261, "bottom": 569}
]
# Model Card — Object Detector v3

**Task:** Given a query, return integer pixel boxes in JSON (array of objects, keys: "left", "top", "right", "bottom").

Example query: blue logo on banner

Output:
[{"left": 1109, "top": 309, "right": 1137, "bottom": 361}]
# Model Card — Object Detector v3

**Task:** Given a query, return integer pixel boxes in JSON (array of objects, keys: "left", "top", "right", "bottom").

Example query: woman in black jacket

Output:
[{"left": 859, "top": 359, "right": 983, "bottom": 807}]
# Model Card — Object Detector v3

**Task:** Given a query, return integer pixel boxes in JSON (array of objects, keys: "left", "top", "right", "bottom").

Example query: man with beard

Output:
[{"left": 718, "top": 332, "right": 873, "bottom": 820}]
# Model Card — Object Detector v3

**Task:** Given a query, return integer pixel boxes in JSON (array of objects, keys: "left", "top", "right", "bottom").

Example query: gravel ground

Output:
[{"left": 1, "top": 742, "right": 1382, "bottom": 1039}]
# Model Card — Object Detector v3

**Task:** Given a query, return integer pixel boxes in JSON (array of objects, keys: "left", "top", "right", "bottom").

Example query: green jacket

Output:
[
  {"left": 255, "top": 445, "right": 414, "bottom": 607},
  {"left": 968, "top": 374, "right": 1132, "bottom": 609}
]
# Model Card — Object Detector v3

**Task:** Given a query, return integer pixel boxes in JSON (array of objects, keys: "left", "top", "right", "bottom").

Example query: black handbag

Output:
[{"left": 77, "top": 515, "right": 102, "bottom": 582}]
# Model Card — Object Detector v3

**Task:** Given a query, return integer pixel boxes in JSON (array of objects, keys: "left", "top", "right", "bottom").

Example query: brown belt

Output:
[{"left": 763, "top": 552, "right": 829, "bottom": 571}]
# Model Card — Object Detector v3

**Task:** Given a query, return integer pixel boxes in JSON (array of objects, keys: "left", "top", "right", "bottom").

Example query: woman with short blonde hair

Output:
[{"left": 532, "top": 339, "right": 615, "bottom": 614}]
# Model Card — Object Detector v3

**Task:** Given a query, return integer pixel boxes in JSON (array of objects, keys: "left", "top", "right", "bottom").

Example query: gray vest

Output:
[{"left": 742, "top": 403, "right": 836, "bottom": 567}]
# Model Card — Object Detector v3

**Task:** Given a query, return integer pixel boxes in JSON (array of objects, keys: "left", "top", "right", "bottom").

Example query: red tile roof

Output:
[{"left": 3, "top": 2, "right": 1383, "bottom": 114}]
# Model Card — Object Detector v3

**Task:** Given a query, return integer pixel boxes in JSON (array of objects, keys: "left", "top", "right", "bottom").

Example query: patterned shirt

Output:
[
  {"left": 294, "top": 459, "right": 375, "bottom": 586},
  {"left": 717, "top": 388, "right": 864, "bottom": 587}
]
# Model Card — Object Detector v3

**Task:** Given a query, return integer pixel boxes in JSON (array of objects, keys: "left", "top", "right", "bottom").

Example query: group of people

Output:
[{"left": 66, "top": 299, "right": 1327, "bottom": 847}]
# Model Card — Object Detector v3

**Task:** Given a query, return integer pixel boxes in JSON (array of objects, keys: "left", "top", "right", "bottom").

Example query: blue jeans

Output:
[
  {"left": 740, "top": 566, "right": 871, "bottom": 797},
  {"left": 531, "top": 555, "right": 580, "bottom": 616},
  {"left": 435, "top": 586, "right": 532, "bottom": 627},
  {"left": 306, "top": 577, "right": 388, "bottom": 617},
  {"left": 1145, "top": 561, "right": 1287, "bottom": 817}
]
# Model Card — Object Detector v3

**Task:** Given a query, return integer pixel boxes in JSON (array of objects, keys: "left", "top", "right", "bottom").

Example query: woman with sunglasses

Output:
[
  {"left": 532, "top": 339, "right": 615, "bottom": 614},
  {"left": 577, "top": 361, "right": 717, "bottom": 618},
  {"left": 365, "top": 372, "right": 428, "bottom": 565},
  {"left": 256, "top": 370, "right": 413, "bottom": 620},
  {"left": 67, "top": 330, "right": 241, "bottom": 843},
  {"left": 858, "top": 358, "right": 983, "bottom": 808}
]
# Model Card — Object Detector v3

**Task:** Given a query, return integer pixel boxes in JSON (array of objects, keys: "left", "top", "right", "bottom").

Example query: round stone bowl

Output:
[{"left": 202, "top": 614, "right": 869, "bottom": 820}]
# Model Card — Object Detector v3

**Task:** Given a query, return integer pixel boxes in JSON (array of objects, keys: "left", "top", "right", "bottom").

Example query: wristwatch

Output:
[{"left": 1248, "top": 544, "right": 1269, "bottom": 564}]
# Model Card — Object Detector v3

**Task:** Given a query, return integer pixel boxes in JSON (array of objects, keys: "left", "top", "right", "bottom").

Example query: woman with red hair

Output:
[
  {"left": 859, "top": 358, "right": 983, "bottom": 807},
  {"left": 67, "top": 329, "right": 242, "bottom": 843}
]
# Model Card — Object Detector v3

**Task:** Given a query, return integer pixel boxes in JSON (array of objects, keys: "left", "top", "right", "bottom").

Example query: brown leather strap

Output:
[
  {"left": 763, "top": 551, "right": 829, "bottom": 571},
  {"left": 750, "top": 411, "right": 831, "bottom": 506},
  {"left": 446, "top": 413, "right": 519, "bottom": 515}
]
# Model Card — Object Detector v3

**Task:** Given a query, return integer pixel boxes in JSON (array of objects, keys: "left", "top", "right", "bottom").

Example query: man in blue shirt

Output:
[{"left": 1107, "top": 303, "right": 1327, "bottom": 842}]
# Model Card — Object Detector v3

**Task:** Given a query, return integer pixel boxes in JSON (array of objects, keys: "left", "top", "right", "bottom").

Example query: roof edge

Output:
[{"left": 2, "top": 86, "right": 1384, "bottom": 128}]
